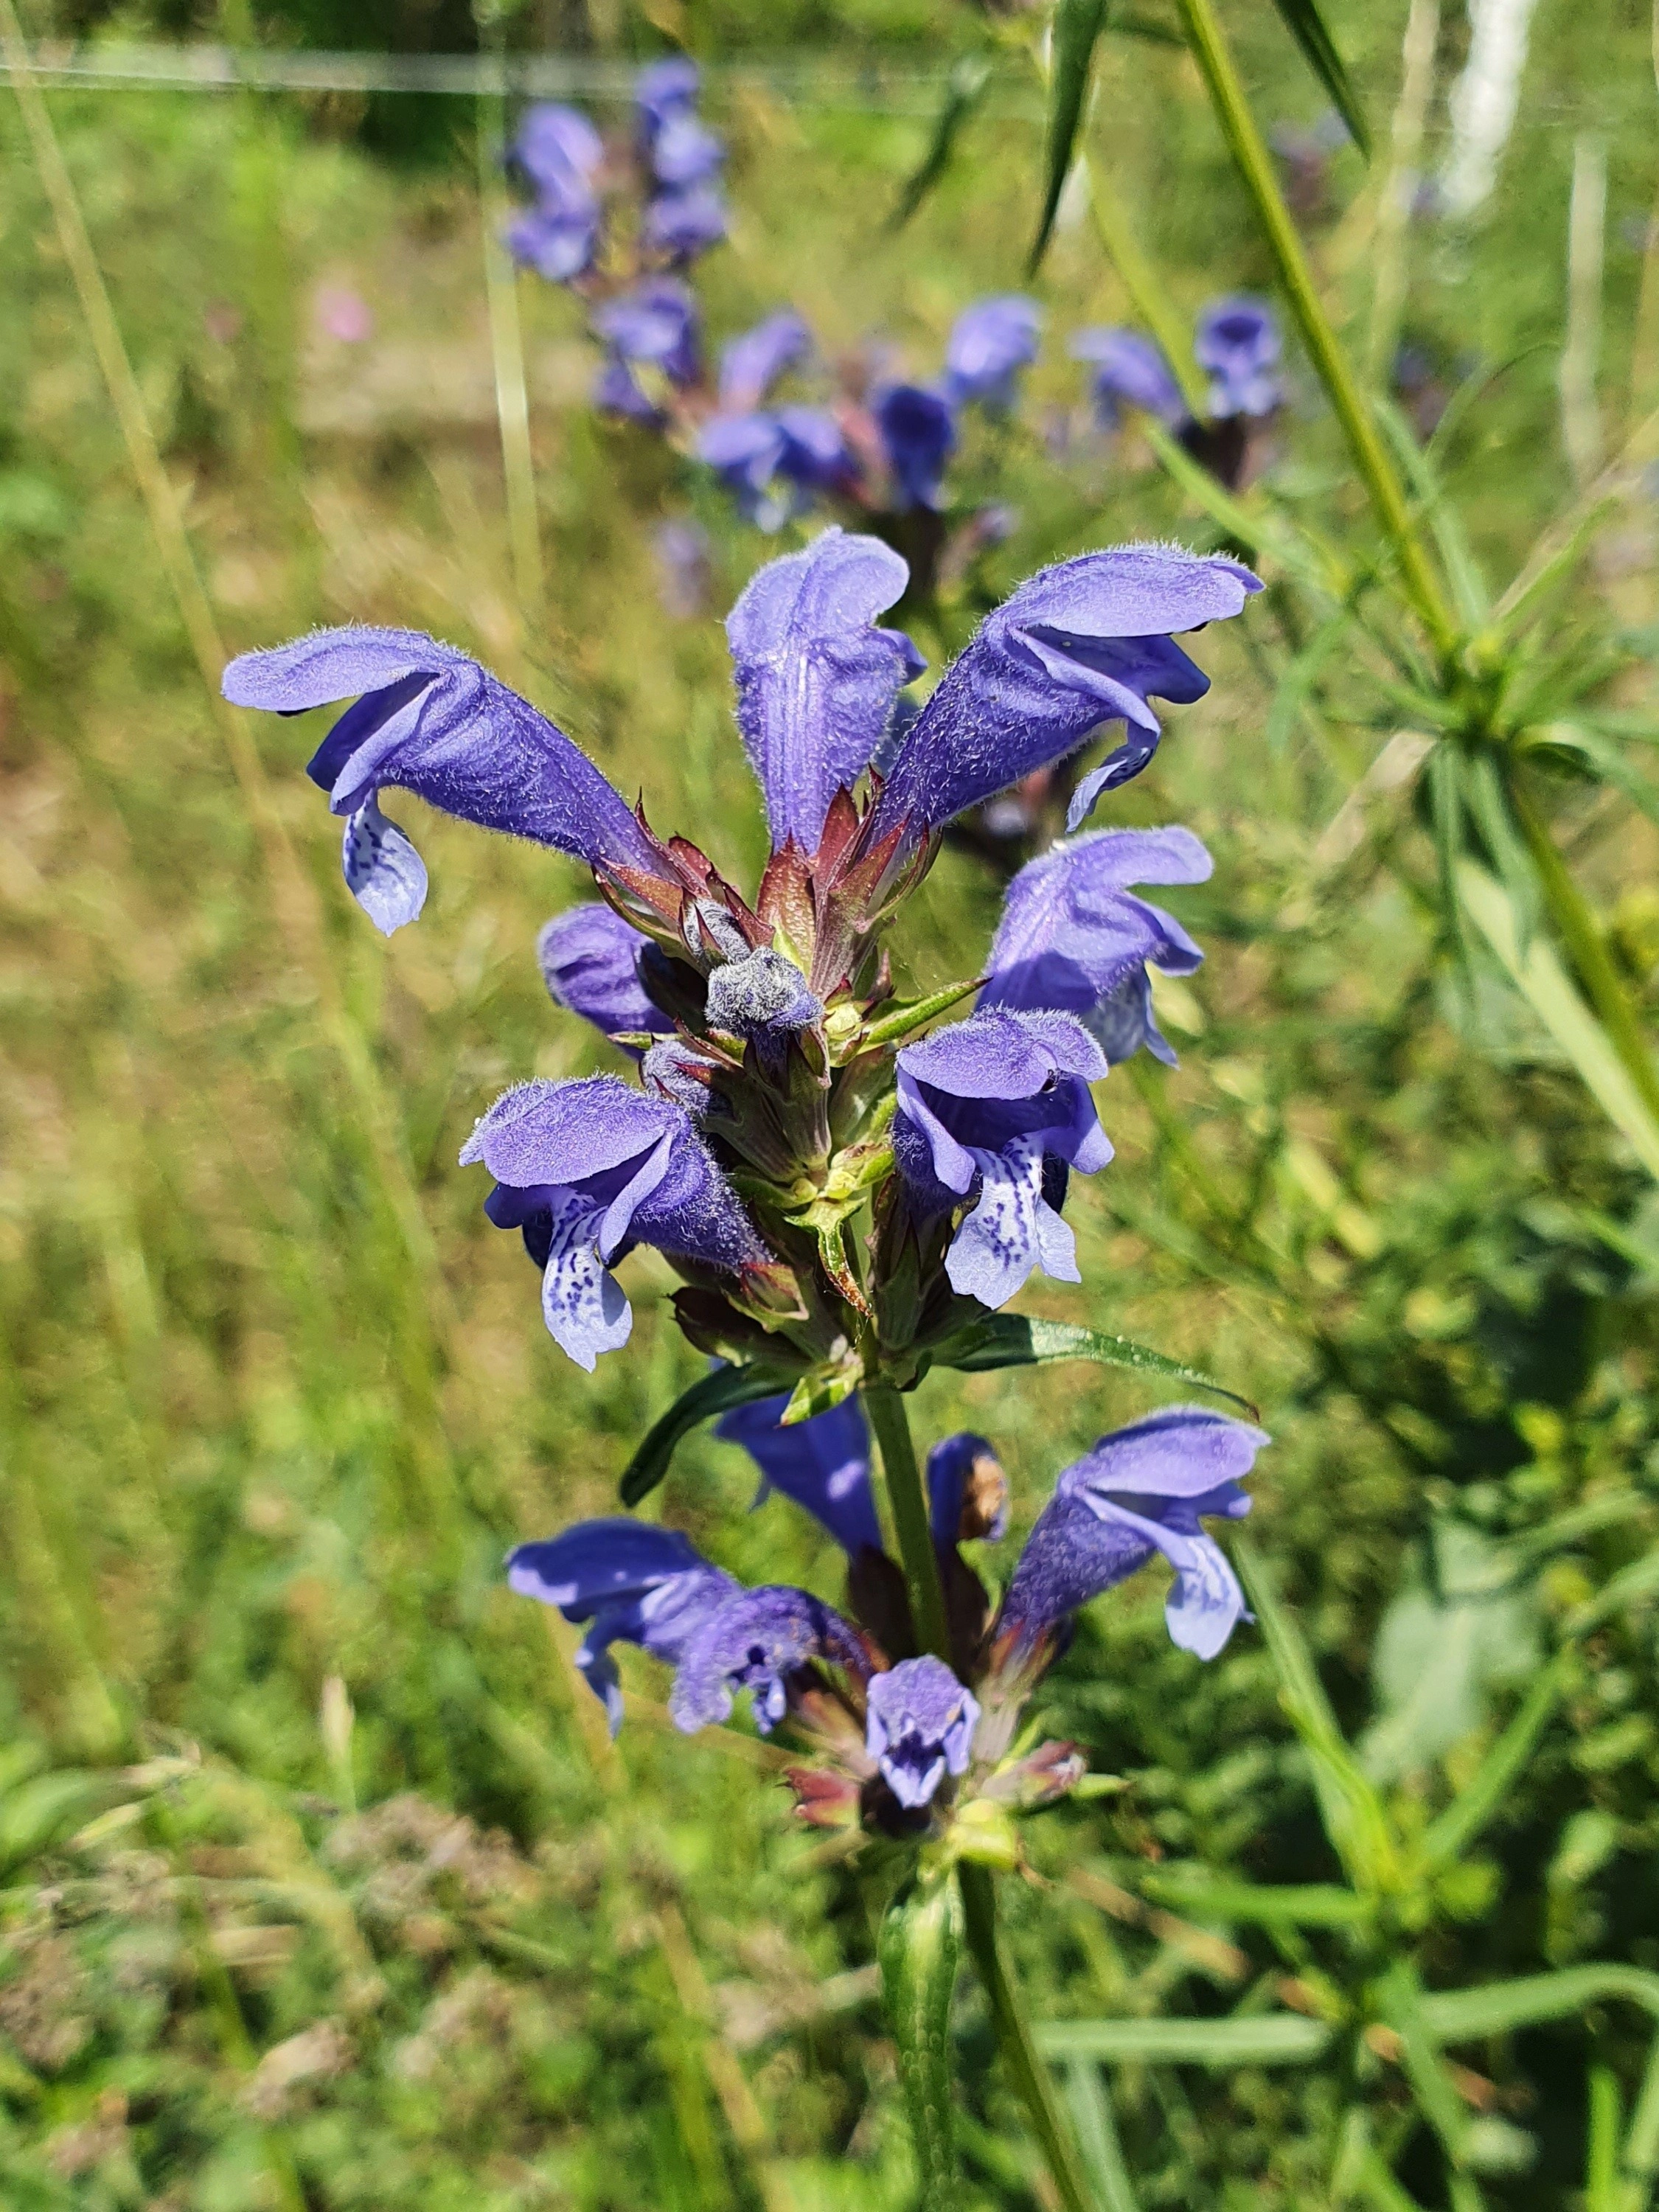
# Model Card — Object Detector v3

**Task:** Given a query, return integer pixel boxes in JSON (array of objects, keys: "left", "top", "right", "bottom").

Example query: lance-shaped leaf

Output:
[
  {"left": 619, "top": 1361, "right": 801, "bottom": 1506},
  {"left": 878, "top": 1872, "right": 964, "bottom": 2211},
  {"left": 1030, "top": 0, "right": 1110, "bottom": 274},
  {"left": 888, "top": 52, "right": 992, "bottom": 231},
  {"left": 1266, "top": 0, "right": 1370, "bottom": 159},
  {"left": 933, "top": 1312, "right": 1258, "bottom": 1418}
]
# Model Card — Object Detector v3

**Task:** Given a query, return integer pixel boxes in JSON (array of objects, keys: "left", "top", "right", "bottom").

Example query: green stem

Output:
[
  {"left": 1512, "top": 780, "right": 1659, "bottom": 1124},
  {"left": 1169, "top": 0, "right": 1458, "bottom": 659},
  {"left": 1085, "top": 160, "right": 1210, "bottom": 420},
  {"left": 860, "top": 1382, "right": 952, "bottom": 1663},
  {"left": 959, "top": 1863, "right": 1097, "bottom": 2212},
  {"left": 473, "top": 39, "right": 545, "bottom": 624}
]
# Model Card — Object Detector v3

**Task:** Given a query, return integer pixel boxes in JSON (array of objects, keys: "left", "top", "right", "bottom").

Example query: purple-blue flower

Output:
[
  {"left": 670, "top": 1583, "right": 870, "bottom": 1733},
  {"left": 643, "top": 184, "right": 728, "bottom": 263},
  {"left": 1070, "top": 327, "right": 1191, "bottom": 431},
  {"left": 944, "top": 296, "right": 1042, "bottom": 411},
  {"left": 512, "top": 102, "right": 605, "bottom": 196},
  {"left": 717, "top": 1393, "right": 883, "bottom": 1557},
  {"left": 865, "top": 1656, "right": 980, "bottom": 1808},
  {"left": 650, "top": 109, "right": 724, "bottom": 189},
  {"left": 507, "top": 1519, "right": 737, "bottom": 1733},
  {"left": 719, "top": 312, "right": 812, "bottom": 411},
  {"left": 1001, "top": 1407, "right": 1267, "bottom": 1660},
  {"left": 726, "top": 527, "right": 922, "bottom": 853},
  {"left": 593, "top": 279, "right": 700, "bottom": 388},
  {"left": 220, "top": 627, "right": 668, "bottom": 934},
  {"left": 866, "top": 547, "right": 1261, "bottom": 849},
  {"left": 506, "top": 105, "right": 605, "bottom": 285},
  {"left": 537, "top": 902, "right": 672, "bottom": 1047},
  {"left": 894, "top": 1008, "right": 1112, "bottom": 1310},
  {"left": 636, "top": 55, "right": 702, "bottom": 138},
  {"left": 978, "top": 827, "right": 1211, "bottom": 1067},
  {"left": 1194, "top": 296, "right": 1282, "bottom": 420},
  {"left": 874, "top": 384, "right": 957, "bottom": 511},
  {"left": 461, "top": 1077, "right": 762, "bottom": 1369},
  {"left": 507, "top": 200, "right": 602, "bottom": 285},
  {"left": 926, "top": 1432, "right": 1009, "bottom": 1549}
]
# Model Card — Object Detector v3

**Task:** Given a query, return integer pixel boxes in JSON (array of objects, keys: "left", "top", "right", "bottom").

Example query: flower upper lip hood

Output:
[
  {"left": 944, "top": 296, "right": 1042, "bottom": 411},
  {"left": 865, "top": 545, "right": 1262, "bottom": 852},
  {"left": 726, "top": 526, "right": 922, "bottom": 855},
  {"left": 1071, "top": 327, "right": 1192, "bottom": 430},
  {"left": 220, "top": 625, "right": 672, "bottom": 935}
]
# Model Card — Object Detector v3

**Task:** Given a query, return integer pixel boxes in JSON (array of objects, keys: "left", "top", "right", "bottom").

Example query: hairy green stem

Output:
[
  {"left": 1169, "top": 0, "right": 1458, "bottom": 658},
  {"left": 861, "top": 1382, "right": 952, "bottom": 1662},
  {"left": 959, "top": 1863, "right": 1097, "bottom": 2212},
  {"left": 1511, "top": 780, "right": 1659, "bottom": 1123}
]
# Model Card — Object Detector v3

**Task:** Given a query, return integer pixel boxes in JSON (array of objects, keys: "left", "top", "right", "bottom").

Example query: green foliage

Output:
[{"left": 3, "top": 4, "right": 1659, "bottom": 2205}]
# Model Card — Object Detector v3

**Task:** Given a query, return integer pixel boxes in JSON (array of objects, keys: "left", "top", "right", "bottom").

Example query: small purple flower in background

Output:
[
  {"left": 635, "top": 55, "right": 703, "bottom": 139},
  {"left": 1194, "top": 295, "right": 1282, "bottom": 420},
  {"left": 979, "top": 826, "right": 1211, "bottom": 1066},
  {"left": 506, "top": 103, "right": 605, "bottom": 285},
  {"left": 507, "top": 1519, "right": 737, "bottom": 1733},
  {"left": 927, "top": 1432, "right": 1009, "bottom": 1548},
  {"left": 894, "top": 1008, "right": 1113, "bottom": 1310},
  {"left": 944, "top": 296, "right": 1043, "bottom": 411},
  {"left": 1001, "top": 1408, "right": 1267, "bottom": 1660},
  {"left": 865, "top": 1656, "right": 980, "bottom": 1808},
  {"left": 314, "top": 285, "right": 372, "bottom": 344},
  {"left": 866, "top": 546, "right": 1262, "bottom": 852},
  {"left": 874, "top": 384, "right": 957, "bottom": 511},
  {"left": 462, "top": 1077, "right": 762, "bottom": 1369},
  {"left": 635, "top": 56, "right": 727, "bottom": 268},
  {"left": 537, "top": 902, "right": 672, "bottom": 1048},
  {"left": 719, "top": 311, "right": 812, "bottom": 412},
  {"left": 593, "top": 278, "right": 701, "bottom": 417},
  {"left": 643, "top": 184, "right": 728, "bottom": 264},
  {"left": 220, "top": 626, "right": 675, "bottom": 934},
  {"left": 653, "top": 518, "right": 713, "bottom": 617},
  {"left": 1071, "top": 327, "right": 1191, "bottom": 431}
]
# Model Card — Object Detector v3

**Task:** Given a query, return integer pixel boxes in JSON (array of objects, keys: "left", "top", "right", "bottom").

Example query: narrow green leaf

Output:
[
  {"left": 1462, "top": 753, "right": 1540, "bottom": 954},
  {"left": 1265, "top": 0, "right": 1371, "bottom": 158},
  {"left": 860, "top": 975, "right": 984, "bottom": 1053},
  {"left": 1139, "top": 1872, "right": 1371, "bottom": 1928},
  {"left": 618, "top": 1362, "right": 796, "bottom": 1506},
  {"left": 1062, "top": 2061, "right": 1144, "bottom": 2212},
  {"left": 1035, "top": 2014, "right": 1330, "bottom": 2065},
  {"left": 1421, "top": 1965, "right": 1659, "bottom": 2044},
  {"left": 879, "top": 1873, "right": 964, "bottom": 2211},
  {"left": 1420, "top": 1652, "right": 1572, "bottom": 1867},
  {"left": 782, "top": 1363, "right": 861, "bottom": 1425},
  {"left": 1376, "top": 396, "right": 1489, "bottom": 627},
  {"left": 1374, "top": 1961, "right": 1472, "bottom": 2170},
  {"left": 1454, "top": 859, "right": 1659, "bottom": 1183},
  {"left": 888, "top": 53, "right": 992, "bottom": 231},
  {"left": 1141, "top": 419, "right": 1340, "bottom": 597},
  {"left": 1234, "top": 1537, "right": 1399, "bottom": 1898},
  {"left": 1030, "top": 0, "right": 1109, "bottom": 274},
  {"left": 1586, "top": 2066, "right": 1622, "bottom": 2212},
  {"left": 936, "top": 1312, "right": 1258, "bottom": 1416}
]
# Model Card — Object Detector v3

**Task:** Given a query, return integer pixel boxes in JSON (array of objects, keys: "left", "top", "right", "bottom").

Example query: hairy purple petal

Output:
[
  {"left": 1070, "top": 327, "right": 1190, "bottom": 429},
  {"left": 980, "top": 827, "right": 1210, "bottom": 1065},
  {"left": 341, "top": 794, "right": 428, "bottom": 936},
  {"left": 669, "top": 1585, "right": 869, "bottom": 1733},
  {"left": 865, "top": 1656, "right": 981, "bottom": 1808},
  {"left": 538, "top": 903, "right": 670, "bottom": 1046},
  {"left": 717, "top": 1393, "right": 882, "bottom": 1557},
  {"left": 223, "top": 627, "right": 664, "bottom": 927},
  {"left": 1002, "top": 1407, "right": 1269, "bottom": 1657},
  {"left": 874, "top": 384, "right": 956, "bottom": 511},
  {"left": 896, "top": 1009, "right": 1112, "bottom": 1308},
  {"left": 945, "top": 296, "right": 1041, "bottom": 411},
  {"left": 726, "top": 529, "right": 922, "bottom": 851},
  {"left": 869, "top": 547, "right": 1261, "bottom": 845},
  {"left": 507, "top": 1517, "right": 737, "bottom": 1733},
  {"left": 464, "top": 1077, "right": 762, "bottom": 1367},
  {"left": 1195, "top": 295, "right": 1282, "bottom": 420},
  {"left": 720, "top": 311, "right": 812, "bottom": 411}
]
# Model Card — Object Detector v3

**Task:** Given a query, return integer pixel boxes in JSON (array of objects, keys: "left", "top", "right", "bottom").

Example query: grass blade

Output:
[
  {"left": 1036, "top": 2015, "right": 1330, "bottom": 2065},
  {"left": 1265, "top": 0, "right": 1371, "bottom": 157},
  {"left": 888, "top": 53, "right": 991, "bottom": 230},
  {"left": 1030, "top": 0, "right": 1110, "bottom": 274},
  {"left": 1421, "top": 1652, "right": 1572, "bottom": 1867},
  {"left": 1064, "top": 2061, "right": 1144, "bottom": 2212}
]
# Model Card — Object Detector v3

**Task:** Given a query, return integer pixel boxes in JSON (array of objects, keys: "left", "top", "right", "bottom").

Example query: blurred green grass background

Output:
[{"left": 3, "top": 1, "right": 1659, "bottom": 2203}]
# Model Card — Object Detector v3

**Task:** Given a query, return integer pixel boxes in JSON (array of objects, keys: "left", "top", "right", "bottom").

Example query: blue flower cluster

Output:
[{"left": 224, "top": 521, "right": 1265, "bottom": 1845}]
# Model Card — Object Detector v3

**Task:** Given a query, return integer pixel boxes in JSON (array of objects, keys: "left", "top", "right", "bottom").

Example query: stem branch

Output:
[
  {"left": 959, "top": 1863, "right": 1097, "bottom": 2212},
  {"left": 1170, "top": 0, "right": 1458, "bottom": 657},
  {"left": 861, "top": 1382, "right": 952, "bottom": 1663}
]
